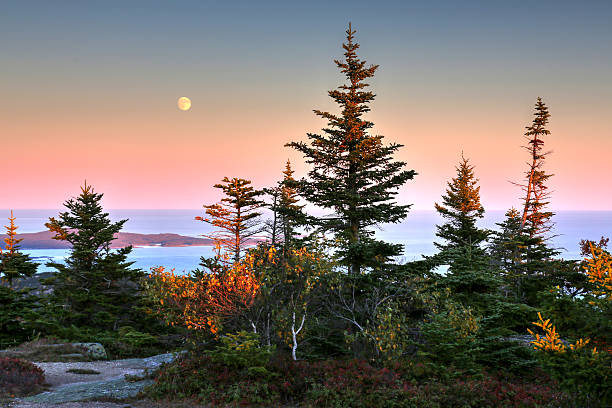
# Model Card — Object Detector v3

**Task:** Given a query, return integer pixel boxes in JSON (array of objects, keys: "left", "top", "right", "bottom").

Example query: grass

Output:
[{"left": 66, "top": 368, "right": 101, "bottom": 375}]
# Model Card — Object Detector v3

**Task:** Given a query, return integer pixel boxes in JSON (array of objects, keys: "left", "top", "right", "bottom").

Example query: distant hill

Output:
[{"left": 0, "top": 231, "right": 213, "bottom": 249}]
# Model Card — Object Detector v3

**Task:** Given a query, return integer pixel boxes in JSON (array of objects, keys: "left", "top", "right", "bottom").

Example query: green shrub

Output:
[
  {"left": 536, "top": 349, "right": 611, "bottom": 407},
  {"left": 209, "top": 331, "right": 275, "bottom": 375},
  {"left": 0, "top": 287, "right": 39, "bottom": 349},
  {"left": 417, "top": 303, "right": 482, "bottom": 374}
]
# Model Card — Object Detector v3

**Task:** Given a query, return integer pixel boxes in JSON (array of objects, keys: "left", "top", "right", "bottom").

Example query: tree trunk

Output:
[{"left": 291, "top": 311, "right": 306, "bottom": 361}]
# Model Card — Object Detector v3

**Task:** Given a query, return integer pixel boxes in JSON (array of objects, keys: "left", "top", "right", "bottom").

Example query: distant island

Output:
[{"left": 0, "top": 231, "right": 214, "bottom": 249}]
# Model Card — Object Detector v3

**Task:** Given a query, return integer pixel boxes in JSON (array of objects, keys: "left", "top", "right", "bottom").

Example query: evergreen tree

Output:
[
  {"left": 0, "top": 211, "right": 37, "bottom": 286},
  {"left": 491, "top": 99, "right": 559, "bottom": 306},
  {"left": 287, "top": 24, "right": 416, "bottom": 274},
  {"left": 488, "top": 208, "right": 528, "bottom": 298},
  {"left": 433, "top": 155, "right": 497, "bottom": 310},
  {"left": 0, "top": 211, "right": 39, "bottom": 347},
  {"left": 519, "top": 97, "right": 554, "bottom": 240},
  {"left": 265, "top": 160, "right": 305, "bottom": 252},
  {"left": 45, "top": 182, "right": 143, "bottom": 331},
  {"left": 197, "top": 177, "right": 264, "bottom": 264},
  {"left": 434, "top": 155, "right": 488, "bottom": 270},
  {"left": 278, "top": 160, "right": 304, "bottom": 247}
]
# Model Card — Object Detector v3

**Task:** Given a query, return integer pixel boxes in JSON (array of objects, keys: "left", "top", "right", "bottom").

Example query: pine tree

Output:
[
  {"left": 433, "top": 155, "right": 497, "bottom": 310},
  {"left": 491, "top": 99, "right": 559, "bottom": 306},
  {"left": 197, "top": 177, "right": 264, "bottom": 264},
  {"left": 45, "top": 182, "right": 143, "bottom": 331},
  {"left": 434, "top": 155, "right": 488, "bottom": 269},
  {"left": 0, "top": 211, "right": 38, "bottom": 286},
  {"left": 519, "top": 97, "right": 554, "bottom": 240},
  {"left": 488, "top": 208, "right": 526, "bottom": 296},
  {"left": 266, "top": 160, "right": 305, "bottom": 253},
  {"left": 0, "top": 211, "right": 39, "bottom": 347},
  {"left": 287, "top": 24, "right": 416, "bottom": 274}
]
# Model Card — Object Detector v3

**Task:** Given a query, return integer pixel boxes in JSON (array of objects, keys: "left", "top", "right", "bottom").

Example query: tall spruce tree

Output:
[
  {"left": 491, "top": 98, "right": 559, "bottom": 306},
  {"left": 433, "top": 155, "right": 496, "bottom": 310},
  {"left": 197, "top": 177, "right": 264, "bottom": 264},
  {"left": 45, "top": 182, "right": 143, "bottom": 331},
  {"left": 287, "top": 24, "right": 415, "bottom": 274},
  {"left": 519, "top": 97, "right": 554, "bottom": 240}
]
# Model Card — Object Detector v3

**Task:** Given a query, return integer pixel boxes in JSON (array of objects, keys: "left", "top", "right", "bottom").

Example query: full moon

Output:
[{"left": 177, "top": 97, "right": 191, "bottom": 111}]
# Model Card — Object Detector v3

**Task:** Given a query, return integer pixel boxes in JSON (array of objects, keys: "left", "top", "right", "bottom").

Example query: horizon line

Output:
[{"left": 1, "top": 208, "right": 611, "bottom": 212}]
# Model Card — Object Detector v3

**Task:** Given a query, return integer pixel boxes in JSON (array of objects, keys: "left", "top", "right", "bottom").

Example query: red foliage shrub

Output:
[
  {"left": 148, "top": 353, "right": 570, "bottom": 407},
  {"left": 0, "top": 357, "right": 45, "bottom": 395}
]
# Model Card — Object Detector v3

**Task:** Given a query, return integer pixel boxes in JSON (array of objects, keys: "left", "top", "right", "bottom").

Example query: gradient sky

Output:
[{"left": 1, "top": 0, "right": 611, "bottom": 210}]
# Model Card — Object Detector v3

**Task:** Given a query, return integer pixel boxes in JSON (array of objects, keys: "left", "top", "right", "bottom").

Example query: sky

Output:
[{"left": 1, "top": 0, "right": 611, "bottom": 211}]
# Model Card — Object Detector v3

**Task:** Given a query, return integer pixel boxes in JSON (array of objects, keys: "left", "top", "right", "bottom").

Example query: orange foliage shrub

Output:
[{"left": 148, "top": 252, "right": 265, "bottom": 334}]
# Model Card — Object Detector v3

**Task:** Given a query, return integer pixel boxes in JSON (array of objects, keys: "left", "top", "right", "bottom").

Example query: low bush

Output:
[
  {"left": 146, "top": 351, "right": 568, "bottom": 407},
  {"left": 0, "top": 356, "right": 45, "bottom": 396},
  {"left": 0, "top": 286, "right": 40, "bottom": 349},
  {"left": 536, "top": 349, "right": 611, "bottom": 407}
]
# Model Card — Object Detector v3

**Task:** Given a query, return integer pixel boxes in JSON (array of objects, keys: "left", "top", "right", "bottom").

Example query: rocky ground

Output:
[{"left": 5, "top": 354, "right": 176, "bottom": 408}]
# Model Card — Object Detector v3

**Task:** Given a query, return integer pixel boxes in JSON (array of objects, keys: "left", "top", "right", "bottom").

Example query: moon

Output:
[{"left": 177, "top": 97, "right": 191, "bottom": 111}]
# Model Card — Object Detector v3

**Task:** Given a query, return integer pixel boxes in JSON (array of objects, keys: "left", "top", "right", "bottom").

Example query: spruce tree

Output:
[
  {"left": 197, "top": 177, "right": 264, "bottom": 264},
  {"left": 433, "top": 155, "right": 497, "bottom": 310},
  {"left": 265, "top": 160, "right": 305, "bottom": 253},
  {"left": 287, "top": 24, "right": 416, "bottom": 274},
  {"left": 488, "top": 208, "right": 527, "bottom": 298},
  {"left": 45, "top": 182, "right": 143, "bottom": 331},
  {"left": 434, "top": 155, "right": 488, "bottom": 269},
  {"left": 0, "top": 211, "right": 39, "bottom": 347},
  {"left": 519, "top": 97, "right": 554, "bottom": 240},
  {"left": 0, "top": 211, "right": 37, "bottom": 286},
  {"left": 492, "top": 98, "right": 559, "bottom": 305}
]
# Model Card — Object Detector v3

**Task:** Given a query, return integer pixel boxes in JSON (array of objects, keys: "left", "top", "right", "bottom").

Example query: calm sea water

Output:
[{"left": 1, "top": 209, "right": 610, "bottom": 274}]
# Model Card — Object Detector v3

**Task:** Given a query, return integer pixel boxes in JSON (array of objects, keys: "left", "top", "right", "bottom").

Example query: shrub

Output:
[
  {"left": 527, "top": 312, "right": 612, "bottom": 406},
  {"left": 404, "top": 372, "right": 568, "bottom": 408},
  {"left": 0, "top": 286, "right": 39, "bottom": 349},
  {"left": 0, "top": 357, "right": 45, "bottom": 396},
  {"left": 209, "top": 331, "right": 275, "bottom": 375}
]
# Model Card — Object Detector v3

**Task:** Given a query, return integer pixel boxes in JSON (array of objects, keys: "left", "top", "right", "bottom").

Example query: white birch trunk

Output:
[{"left": 291, "top": 311, "right": 306, "bottom": 361}]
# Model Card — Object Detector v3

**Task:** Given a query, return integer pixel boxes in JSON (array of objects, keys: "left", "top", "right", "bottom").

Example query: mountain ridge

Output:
[{"left": 0, "top": 231, "right": 213, "bottom": 249}]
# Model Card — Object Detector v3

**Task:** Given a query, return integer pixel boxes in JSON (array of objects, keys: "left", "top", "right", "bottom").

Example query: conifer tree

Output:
[
  {"left": 45, "top": 182, "right": 143, "bottom": 331},
  {"left": 0, "top": 211, "right": 39, "bottom": 347},
  {"left": 491, "top": 99, "right": 559, "bottom": 305},
  {"left": 287, "top": 24, "right": 416, "bottom": 274},
  {"left": 265, "top": 160, "right": 305, "bottom": 252},
  {"left": 0, "top": 211, "right": 37, "bottom": 286},
  {"left": 434, "top": 155, "right": 488, "bottom": 269},
  {"left": 488, "top": 208, "right": 527, "bottom": 297},
  {"left": 519, "top": 97, "right": 554, "bottom": 240},
  {"left": 197, "top": 177, "right": 264, "bottom": 264},
  {"left": 433, "top": 155, "right": 497, "bottom": 310}
]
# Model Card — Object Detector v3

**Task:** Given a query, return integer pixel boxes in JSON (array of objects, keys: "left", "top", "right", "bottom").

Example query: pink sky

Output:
[
  {"left": 2, "top": 93, "right": 610, "bottom": 211},
  {"left": 2, "top": 3, "right": 611, "bottom": 211}
]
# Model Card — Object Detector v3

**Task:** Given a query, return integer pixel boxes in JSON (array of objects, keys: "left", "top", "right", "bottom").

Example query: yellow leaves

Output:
[
  {"left": 528, "top": 312, "right": 566, "bottom": 352},
  {"left": 569, "top": 338, "right": 590, "bottom": 351},
  {"left": 528, "top": 312, "right": 593, "bottom": 354},
  {"left": 584, "top": 242, "right": 612, "bottom": 300}
]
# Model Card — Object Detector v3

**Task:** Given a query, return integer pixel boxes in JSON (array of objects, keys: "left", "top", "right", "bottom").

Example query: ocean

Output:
[{"left": 1, "top": 209, "right": 610, "bottom": 274}]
